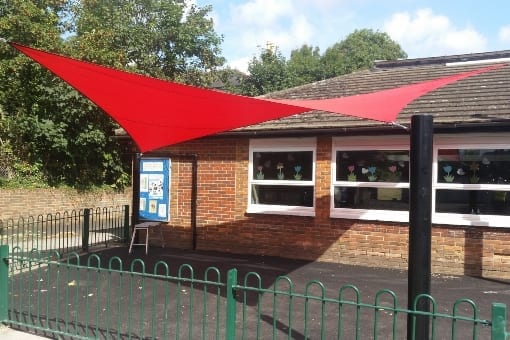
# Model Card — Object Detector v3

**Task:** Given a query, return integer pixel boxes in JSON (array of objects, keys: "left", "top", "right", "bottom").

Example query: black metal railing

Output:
[{"left": 0, "top": 205, "right": 130, "bottom": 256}]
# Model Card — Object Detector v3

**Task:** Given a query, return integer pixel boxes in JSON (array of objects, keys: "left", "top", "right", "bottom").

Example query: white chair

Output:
[{"left": 128, "top": 221, "right": 165, "bottom": 254}]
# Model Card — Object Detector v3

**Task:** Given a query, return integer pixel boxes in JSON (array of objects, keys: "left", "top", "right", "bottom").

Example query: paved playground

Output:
[{"left": 4, "top": 245, "right": 510, "bottom": 339}]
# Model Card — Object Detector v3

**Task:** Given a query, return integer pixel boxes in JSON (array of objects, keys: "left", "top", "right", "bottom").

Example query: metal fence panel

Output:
[
  {"left": 0, "top": 206, "right": 129, "bottom": 256},
  {"left": 4, "top": 249, "right": 225, "bottom": 339},
  {"left": 1, "top": 247, "right": 508, "bottom": 339}
]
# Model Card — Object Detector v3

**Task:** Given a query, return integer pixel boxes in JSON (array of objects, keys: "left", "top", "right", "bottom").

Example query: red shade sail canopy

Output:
[
  {"left": 11, "top": 42, "right": 505, "bottom": 152},
  {"left": 269, "top": 64, "right": 502, "bottom": 121}
]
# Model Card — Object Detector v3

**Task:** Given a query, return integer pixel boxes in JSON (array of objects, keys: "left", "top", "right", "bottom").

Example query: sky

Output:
[{"left": 189, "top": 0, "right": 510, "bottom": 73}]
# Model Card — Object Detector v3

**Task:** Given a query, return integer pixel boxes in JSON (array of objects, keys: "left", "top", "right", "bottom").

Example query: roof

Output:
[{"left": 230, "top": 50, "right": 510, "bottom": 135}]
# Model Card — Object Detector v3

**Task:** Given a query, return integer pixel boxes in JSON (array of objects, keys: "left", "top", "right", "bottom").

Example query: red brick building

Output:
[{"left": 124, "top": 50, "right": 510, "bottom": 279}]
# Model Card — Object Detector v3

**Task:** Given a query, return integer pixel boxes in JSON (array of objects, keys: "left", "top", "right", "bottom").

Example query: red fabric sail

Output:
[
  {"left": 10, "top": 42, "right": 505, "bottom": 152},
  {"left": 268, "top": 64, "right": 504, "bottom": 122}
]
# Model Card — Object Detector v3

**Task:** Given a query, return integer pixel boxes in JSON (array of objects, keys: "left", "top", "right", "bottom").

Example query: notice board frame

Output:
[{"left": 139, "top": 157, "right": 171, "bottom": 222}]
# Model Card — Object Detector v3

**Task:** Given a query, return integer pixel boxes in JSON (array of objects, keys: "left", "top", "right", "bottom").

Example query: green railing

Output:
[
  {"left": 0, "top": 246, "right": 509, "bottom": 339},
  {"left": 0, "top": 205, "right": 130, "bottom": 256}
]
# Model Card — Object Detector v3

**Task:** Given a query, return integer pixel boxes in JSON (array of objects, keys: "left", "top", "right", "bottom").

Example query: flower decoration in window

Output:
[
  {"left": 276, "top": 162, "right": 285, "bottom": 180},
  {"left": 256, "top": 165, "right": 264, "bottom": 179},
  {"left": 362, "top": 166, "right": 377, "bottom": 181},
  {"left": 385, "top": 165, "right": 401, "bottom": 182},
  {"left": 294, "top": 165, "right": 302, "bottom": 180},
  {"left": 347, "top": 165, "right": 357, "bottom": 181},
  {"left": 443, "top": 165, "right": 455, "bottom": 182}
]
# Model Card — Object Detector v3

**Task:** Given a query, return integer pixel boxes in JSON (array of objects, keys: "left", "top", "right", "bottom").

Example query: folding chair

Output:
[{"left": 128, "top": 221, "right": 165, "bottom": 254}]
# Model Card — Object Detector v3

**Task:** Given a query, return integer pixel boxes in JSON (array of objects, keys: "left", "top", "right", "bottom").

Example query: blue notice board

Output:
[{"left": 139, "top": 158, "right": 171, "bottom": 222}]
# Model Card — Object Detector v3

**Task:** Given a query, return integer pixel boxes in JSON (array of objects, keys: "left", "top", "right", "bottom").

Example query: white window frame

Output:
[
  {"left": 330, "top": 135, "right": 410, "bottom": 222},
  {"left": 331, "top": 133, "right": 510, "bottom": 227},
  {"left": 432, "top": 133, "right": 510, "bottom": 228},
  {"left": 247, "top": 138, "right": 316, "bottom": 216}
]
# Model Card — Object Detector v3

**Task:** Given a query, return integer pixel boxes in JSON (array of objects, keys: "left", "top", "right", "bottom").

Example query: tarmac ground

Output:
[{"left": 3, "top": 245, "right": 510, "bottom": 339}]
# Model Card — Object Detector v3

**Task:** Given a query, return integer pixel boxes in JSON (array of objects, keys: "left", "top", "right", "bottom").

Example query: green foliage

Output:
[
  {"left": 66, "top": 0, "right": 224, "bottom": 86},
  {"left": 0, "top": 0, "right": 407, "bottom": 189},
  {"left": 0, "top": 0, "right": 225, "bottom": 189},
  {"left": 238, "top": 29, "right": 407, "bottom": 95},
  {"left": 0, "top": 138, "right": 49, "bottom": 188},
  {"left": 212, "top": 68, "right": 246, "bottom": 94},
  {"left": 287, "top": 44, "right": 325, "bottom": 86},
  {"left": 240, "top": 46, "right": 293, "bottom": 96},
  {"left": 321, "top": 29, "right": 407, "bottom": 78}
]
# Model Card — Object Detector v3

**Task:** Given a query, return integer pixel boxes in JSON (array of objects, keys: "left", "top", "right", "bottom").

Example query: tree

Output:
[
  {"left": 321, "top": 29, "right": 407, "bottom": 78},
  {"left": 0, "top": 0, "right": 68, "bottom": 186},
  {"left": 237, "top": 30, "right": 407, "bottom": 96},
  {"left": 240, "top": 46, "right": 294, "bottom": 96},
  {"left": 67, "top": 0, "right": 225, "bottom": 86},
  {"left": 0, "top": 0, "right": 225, "bottom": 188},
  {"left": 210, "top": 67, "right": 246, "bottom": 94},
  {"left": 287, "top": 44, "right": 324, "bottom": 85}
]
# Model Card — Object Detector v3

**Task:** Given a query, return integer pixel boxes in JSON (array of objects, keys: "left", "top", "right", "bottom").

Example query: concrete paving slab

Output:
[{"left": 0, "top": 325, "right": 49, "bottom": 339}]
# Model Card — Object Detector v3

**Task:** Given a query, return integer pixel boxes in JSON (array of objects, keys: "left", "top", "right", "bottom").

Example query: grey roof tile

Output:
[{"left": 232, "top": 52, "right": 510, "bottom": 134}]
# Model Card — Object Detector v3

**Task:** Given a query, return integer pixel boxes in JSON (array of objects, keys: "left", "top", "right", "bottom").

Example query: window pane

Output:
[
  {"left": 436, "top": 189, "right": 510, "bottom": 215},
  {"left": 253, "top": 151, "right": 313, "bottom": 180},
  {"left": 336, "top": 151, "right": 409, "bottom": 182},
  {"left": 438, "top": 149, "right": 510, "bottom": 184},
  {"left": 334, "top": 186, "right": 409, "bottom": 211},
  {"left": 252, "top": 185, "right": 314, "bottom": 206}
]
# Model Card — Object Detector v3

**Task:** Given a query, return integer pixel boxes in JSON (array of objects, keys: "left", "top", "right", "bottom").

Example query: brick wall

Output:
[
  {"left": 150, "top": 136, "right": 510, "bottom": 279},
  {"left": 0, "top": 188, "right": 132, "bottom": 221}
]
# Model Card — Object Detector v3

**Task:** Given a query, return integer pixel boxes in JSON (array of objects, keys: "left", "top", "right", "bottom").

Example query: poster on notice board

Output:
[{"left": 139, "top": 158, "right": 170, "bottom": 222}]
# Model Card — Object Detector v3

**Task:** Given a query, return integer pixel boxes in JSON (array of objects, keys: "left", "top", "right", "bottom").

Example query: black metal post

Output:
[
  {"left": 191, "top": 155, "right": 198, "bottom": 250},
  {"left": 131, "top": 153, "right": 141, "bottom": 226},
  {"left": 407, "top": 114, "right": 433, "bottom": 340},
  {"left": 129, "top": 153, "right": 141, "bottom": 247},
  {"left": 123, "top": 204, "right": 130, "bottom": 242},
  {"left": 82, "top": 208, "right": 90, "bottom": 252}
]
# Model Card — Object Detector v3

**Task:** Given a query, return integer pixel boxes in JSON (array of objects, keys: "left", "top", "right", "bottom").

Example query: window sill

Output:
[
  {"left": 330, "top": 208, "right": 409, "bottom": 222},
  {"left": 433, "top": 213, "right": 510, "bottom": 228},
  {"left": 330, "top": 209, "right": 510, "bottom": 228},
  {"left": 247, "top": 205, "right": 315, "bottom": 217}
]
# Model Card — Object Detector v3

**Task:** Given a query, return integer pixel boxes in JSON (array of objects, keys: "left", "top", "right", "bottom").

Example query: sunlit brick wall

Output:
[
  {"left": 152, "top": 136, "right": 510, "bottom": 279},
  {"left": 0, "top": 188, "right": 131, "bottom": 221}
]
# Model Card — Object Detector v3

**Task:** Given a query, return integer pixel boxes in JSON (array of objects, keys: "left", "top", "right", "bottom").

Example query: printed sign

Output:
[{"left": 139, "top": 158, "right": 170, "bottom": 221}]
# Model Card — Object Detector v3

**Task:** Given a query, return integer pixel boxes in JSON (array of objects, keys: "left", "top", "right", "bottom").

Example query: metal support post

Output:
[{"left": 407, "top": 115, "right": 433, "bottom": 340}]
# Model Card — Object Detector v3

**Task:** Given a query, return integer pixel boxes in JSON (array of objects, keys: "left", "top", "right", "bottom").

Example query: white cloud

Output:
[
  {"left": 232, "top": 0, "right": 293, "bottom": 26},
  {"left": 384, "top": 8, "right": 487, "bottom": 57},
  {"left": 499, "top": 25, "right": 510, "bottom": 43},
  {"left": 229, "top": 56, "right": 252, "bottom": 74},
  {"left": 225, "top": 0, "right": 315, "bottom": 71}
]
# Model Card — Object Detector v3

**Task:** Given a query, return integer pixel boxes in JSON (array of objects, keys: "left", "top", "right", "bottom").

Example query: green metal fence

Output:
[
  {"left": 0, "top": 205, "right": 130, "bottom": 256},
  {"left": 1, "top": 246, "right": 509, "bottom": 339}
]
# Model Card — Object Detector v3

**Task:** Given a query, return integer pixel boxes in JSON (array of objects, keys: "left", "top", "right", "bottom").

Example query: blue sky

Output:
[{"left": 189, "top": 0, "right": 510, "bottom": 73}]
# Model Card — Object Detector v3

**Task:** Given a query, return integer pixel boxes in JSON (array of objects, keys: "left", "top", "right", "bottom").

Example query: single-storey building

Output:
[{"left": 123, "top": 50, "right": 510, "bottom": 279}]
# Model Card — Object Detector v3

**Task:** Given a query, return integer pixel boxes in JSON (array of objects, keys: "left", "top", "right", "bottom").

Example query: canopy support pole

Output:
[{"left": 407, "top": 114, "right": 433, "bottom": 340}]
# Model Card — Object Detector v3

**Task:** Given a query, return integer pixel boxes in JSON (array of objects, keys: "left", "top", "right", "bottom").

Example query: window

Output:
[
  {"left": 248, "top": 138, "right": 316, "bottom": 216},
  {"left": 331, "top": 133, "right": 510, "bottom": 227},
  {"left": 433, "top": 134, "right": 510, "bottom": 227},
  {"left": 331, "top": 136, "right": 410, "bottom": 222}
]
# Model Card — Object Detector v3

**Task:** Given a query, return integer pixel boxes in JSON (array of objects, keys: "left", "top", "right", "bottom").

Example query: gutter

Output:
[{"left": 218, "top": 121, "right": 510, "bottom": 138}]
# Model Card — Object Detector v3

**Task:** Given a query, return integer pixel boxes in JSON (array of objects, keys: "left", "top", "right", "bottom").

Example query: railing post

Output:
[
  {"left": 82, "top": 208, "right": 90, "bottom": 252},
  {"left": 225, "top": 268, "right": 238, "bottom": 340},
  {"left": 492, "top": 303, "right": 510, "bottom": 340},
  {"left": 0, "top": 245, "right": 8, "bottom": 321},
  {"left": 123, "top": 205, "right": 130, "bottom": 242}
]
